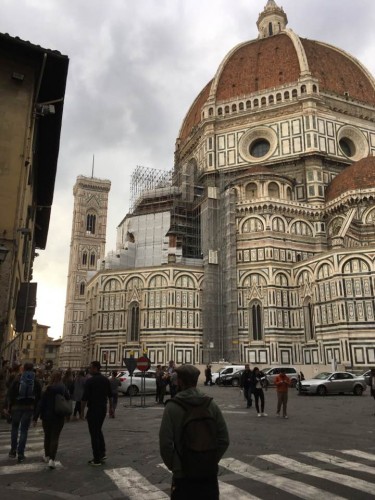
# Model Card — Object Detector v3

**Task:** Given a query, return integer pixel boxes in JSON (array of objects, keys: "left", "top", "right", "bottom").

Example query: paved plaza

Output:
[{"left": 0, "top": 383, "right": 375, "bottom": 499}]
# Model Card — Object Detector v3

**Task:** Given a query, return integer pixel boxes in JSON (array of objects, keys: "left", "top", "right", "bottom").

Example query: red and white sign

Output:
[{"left": 136, "top": 356, "right": 151, "bottom": 372}]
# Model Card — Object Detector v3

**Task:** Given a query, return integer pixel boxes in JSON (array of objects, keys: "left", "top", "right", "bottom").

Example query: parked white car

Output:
[
  {"left": 118, "top": 369, "right": 157, "bottom": 396},
  {"left": 212, "top": 365, "right": 245, "bottom": 384}
]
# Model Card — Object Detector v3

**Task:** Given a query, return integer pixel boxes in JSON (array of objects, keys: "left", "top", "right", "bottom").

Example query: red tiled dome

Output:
[
  {"left": 178, "top": 32, "right": 375, "bottom": 145},
  {"left": 325, "top": 156, "right": 375, "bottom": 202}
]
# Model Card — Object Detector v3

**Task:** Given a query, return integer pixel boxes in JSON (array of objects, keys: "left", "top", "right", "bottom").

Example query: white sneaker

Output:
[
  {"left": 262, "top": 413, "right": 268, "bottom": 417},
  {"left": 257, "top": 413, "right": 261, "bottom": 417},
  {"left": 48, "top": 459, "right": 56, "bottom": 469},
  {"left": 42, "top": 456, "right": 49, "bottom": 463}
]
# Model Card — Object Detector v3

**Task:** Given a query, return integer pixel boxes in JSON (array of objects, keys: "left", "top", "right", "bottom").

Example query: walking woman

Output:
[
  {"left": 37, "top": 370, "right": 70, "bottom": 469},
  {"left": 251, "top": 367, "right": 267, "bottom": 417},
  {"left": 72, "top": 371, "right": 86, "bottom": 419}
]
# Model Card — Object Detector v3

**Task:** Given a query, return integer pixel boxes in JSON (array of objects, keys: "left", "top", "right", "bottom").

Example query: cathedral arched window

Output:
[
  {"left": 239, "top": 102, "right": 244, "bottom": 110},
  {"left": 269, "top": 95, "right": 274, "bottom": 104},
  {"left": 268, "top": 22, "right": 273, "bottom": 36},
  {"left": 272, "top": 216, "right": 285, "bottom": 232},
  {"left": 225, "top": 105, "right": 230, "bottom": 114},
  {"left": 218, "top": 107, "right": 223, "bottom": 116},
  {"left": 249, "top": 300, "right": 263, "bottom": 341},
  {"left": 286, "top": 186, "right": 292, "bottom": 200},
  {"left": 245, "top": 183, "right": 258, "bottom": 199},
  {"left": 232, "top": 104, "right": 237, "bottom": 112},
  {"left": 90, "top": 253, "right": 96, "bottom": 267},
  {"left": 80, "top": 282, "right": 85, "bottom": 295},
  {"left": 82, "top": 252, "right": 87, "bottom": 265},
  {"left": 128, "top": 302, "right": 140, "bottom": 342},
  {"left": 303, "top": 297, "right": 315, "bottom": 341},
  {"left": 292, "top": 89, "right": 298, "bottom": 98},
  {"left": 268, "top": 182, "right": 280, "bottom": 198},
  {"left": 246, "top": 100, "right": 251, "bottom": 109},
  {"left": 253, "top": 99, "right": 259, "bottom": 108},
  {"left": 261, "top": 97, "right": 267, "bottom": 106},
  {"left": 86, "top": 213, "right": 96, "bottom": 234},
  {"left": 284, "top": 91, "right": 290, "bottom": 100},
  {"left": 209, "top": 107, "right": 214, "bottom": 116},
  {"left": 301, "top": 85, "right": 307, "bottom": 94},
  {"left": 276, "top": 93, "right": 282, "bottom": 102},
  {"left": 312, "top": 85, "right": 317, "bottom": 93}
]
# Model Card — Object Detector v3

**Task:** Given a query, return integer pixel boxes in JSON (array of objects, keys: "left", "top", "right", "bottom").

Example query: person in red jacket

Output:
[{"left": 275, "top": 369, "right": 291, "bottom": 419}]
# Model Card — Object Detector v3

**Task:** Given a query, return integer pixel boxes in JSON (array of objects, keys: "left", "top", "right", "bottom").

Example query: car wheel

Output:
[
  {"left": 232, "top": 378, "right": 239, "bottom": 387},
  {"left": 127, "top": 385, "right": 139, "bottom": 397},
  {"left": 317, "top": 385, "right": 327, "bottom": 396},
  {"left": 353, "top": 385, "right": 363, "bottom": 396}
]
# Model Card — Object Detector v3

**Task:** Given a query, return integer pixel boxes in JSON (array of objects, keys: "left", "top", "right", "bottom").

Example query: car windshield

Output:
[
  {"left": 262, "top": 368, "right": 271, "bottom": 373},
  {"left": 313, "top": 372, "right": 332, "bottom": 380}
]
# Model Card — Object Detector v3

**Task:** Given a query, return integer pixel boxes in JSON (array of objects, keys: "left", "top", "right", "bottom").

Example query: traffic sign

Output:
[
  {"left": 136, "top": 356, "right": 151, "bottom": 372},
  {"left": 123, "top": 356, "right": 137, "bottom": 375}
]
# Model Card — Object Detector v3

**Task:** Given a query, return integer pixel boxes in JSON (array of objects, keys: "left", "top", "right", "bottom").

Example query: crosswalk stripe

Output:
[
  {"left": 341, "top": 450, "right": 375, "bottom": 461},
  {"left": 260, "top": 454, "right": 375, "bottom": 496},
  {"left": 0, "top": 450, "right": 44, "bottom": 459},
  {"left": 0, "top": 462, "right": 61, "bottom": 474},
  {"left": 158, "top": 462, "right": 261, "bottom": 499},
  {"left": 105, "top": 467, "right": 169, "bottom": 499},
  {"left": 220, "top": 458, "right": 345, "bottom": 500},
  {"left": 303, "top": 451, "right": 375, "bottom": 475}
]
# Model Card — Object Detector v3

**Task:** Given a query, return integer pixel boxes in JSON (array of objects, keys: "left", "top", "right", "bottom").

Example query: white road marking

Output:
[
  {"left": 105, "top": 467, "right": 169, "bottom": 500},
  {"left": 303, "top": 451, "right": 375, "bottom": 475},
  {"left": 260, "top": 454, "right": 375, "bottom": 496},
  {"left": 220, "top": 457, "right": 345, "bottom": 500},
  {"left": 158, "top": 462, "right": 261, "bottom": 499},
  {"left": 0, "top": 461, "right": 61, "bottom": 474},
  {"left": 0, "top": 450, "right": 44, "bottom": 459},
  {"left": 341, "top": 450, "right": 375, "bottom": 461}
]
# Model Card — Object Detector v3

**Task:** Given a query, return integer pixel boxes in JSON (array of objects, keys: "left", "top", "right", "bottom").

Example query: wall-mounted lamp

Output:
[{"left": 0, "top": 244, "right": 9, "bottom": 264}]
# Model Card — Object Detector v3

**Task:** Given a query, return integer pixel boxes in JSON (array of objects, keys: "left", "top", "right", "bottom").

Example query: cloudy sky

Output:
[{"left": 2, "top": 0, "right": 375, "bottom": 339}]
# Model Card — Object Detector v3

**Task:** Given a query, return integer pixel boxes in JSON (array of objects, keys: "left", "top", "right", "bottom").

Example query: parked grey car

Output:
[{"left": 298, "top": 371, "right": 367, "bottom": 396}]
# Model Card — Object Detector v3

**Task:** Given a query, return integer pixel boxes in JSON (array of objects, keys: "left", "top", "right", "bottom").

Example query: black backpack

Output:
[
  {"left": 168, "top": 396, "right": 219, "bottom": 478},
  {"left": 17, "top": 371, "right": 35, "bottom": 400}
]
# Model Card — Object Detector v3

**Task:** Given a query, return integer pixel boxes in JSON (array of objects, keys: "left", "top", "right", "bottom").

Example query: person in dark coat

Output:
[
  {"left": 36, "top": 370, "right": 70, "bottom": 469},
  {"left": 369, "top": 367, "right": 375, "bottom": 415},
  {"left": 240, "top": 364, "right": 253, "bottom": 408},
  {"left": 81, "top": 361, "right": 113, "bottom": 466}
]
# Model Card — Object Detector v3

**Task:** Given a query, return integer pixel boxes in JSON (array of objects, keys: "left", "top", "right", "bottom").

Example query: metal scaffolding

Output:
[{"left": 130, "top": 166, "right": 173, "bottom": 213}]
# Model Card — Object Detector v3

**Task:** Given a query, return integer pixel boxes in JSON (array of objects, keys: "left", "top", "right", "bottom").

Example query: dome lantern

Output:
[{"left": 257, "top": 0, "right": 288, "bottom": 38}]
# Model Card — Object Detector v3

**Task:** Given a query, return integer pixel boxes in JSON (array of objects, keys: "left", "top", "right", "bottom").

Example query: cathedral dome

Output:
[
  {"left": 325, "top": 156, "right": 375, "bottom": 202},
  {"left": 178, "top": 2, "right": 375, "bottom": 146}
]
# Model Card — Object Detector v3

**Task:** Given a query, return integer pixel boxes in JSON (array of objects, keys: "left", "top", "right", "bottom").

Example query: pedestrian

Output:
[
  {"left": 108, "top": 370, "right": 120, "bottom": 417},
  {"left": 5, "top": 362, "right": 42, "bottom": 463},
  {"left": 72, "top": 370, "right": 86, "bottom": 419},
  {"left": 251, "top": 367, "right": 267, "bottom": 417},
  {"left": 240, "top": 364, "right": 253, "bottom": 408},
  {"left": 204, "top": 364, "right": 213, "bottom": 386},
  {"left": 169, "top": 368, "right": 178, "bottom": 398},
  {"left": 369, "top": 367, "right": 375, "bottom": 415},
  {"left": 275, "top": 368, "right": 291, "bottom": 419},
  {"left": 62, "top": 369, "right": 74, "bottom": 421},
  {"left": 81, "top": 361, "right": 114, "bottom": 466},
  {"left": 36, "top": 370, "right": 70, "bottom": 468},
  {"left": 155, "top": 365, "right": 163, "bottom": 403},
  {"left": 159, "top": 364, "right": 229, "bottom": 500}
]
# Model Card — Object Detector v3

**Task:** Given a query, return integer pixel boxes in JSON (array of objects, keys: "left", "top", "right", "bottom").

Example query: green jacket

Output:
[{"left": 159, "top": 387, "right": 229, "bottom": 478}]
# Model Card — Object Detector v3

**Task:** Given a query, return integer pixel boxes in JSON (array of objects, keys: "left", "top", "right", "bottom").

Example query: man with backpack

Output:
[
  {"left": 159, "top": 364, "right": 229, "bottom": 500},
  {"left": 5, "top": 362, "right": 42, "bottom": 463}
]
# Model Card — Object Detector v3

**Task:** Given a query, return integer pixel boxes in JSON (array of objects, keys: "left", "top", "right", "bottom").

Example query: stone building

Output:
[
  {"left": 76, "top": 1, "right": 375, "bottom": 370},
  {"left": 0, "top": 32, "right": 68, "bottom": 362},
  {"left": 19, "top": 320, "right": 49, "bottom": 366},
  {"left": 59, "top": 176, "right": 111, "bottom": 368}
]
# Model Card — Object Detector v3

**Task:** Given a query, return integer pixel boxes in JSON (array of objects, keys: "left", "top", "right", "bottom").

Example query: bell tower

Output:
[
  {"left": 59, "top": 175, "right": 111, "bottom": 369},
  {"left": 257, "top": 0, "right": 288, "bottom": 38}
]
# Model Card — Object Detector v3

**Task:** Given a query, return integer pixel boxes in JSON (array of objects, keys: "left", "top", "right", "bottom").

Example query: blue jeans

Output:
[{"left": 11, "top": 409, "right": 34, "bottom": 456}]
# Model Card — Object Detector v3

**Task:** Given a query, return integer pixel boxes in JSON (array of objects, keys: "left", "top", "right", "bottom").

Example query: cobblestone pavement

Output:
[{"left": 1, "top": 383, "right": 374, "bottom": 499}]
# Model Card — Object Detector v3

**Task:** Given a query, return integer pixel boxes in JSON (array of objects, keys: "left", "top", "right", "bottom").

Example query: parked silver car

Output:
[
  {"left": 118, "top": 369, "right": 157, "bottom": 396},
  {"left": 298, "top": 371, "right": 367, "bottom": 396},
  {"left": 262, "top": 366, "right": 299, "bottom": 387}
]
